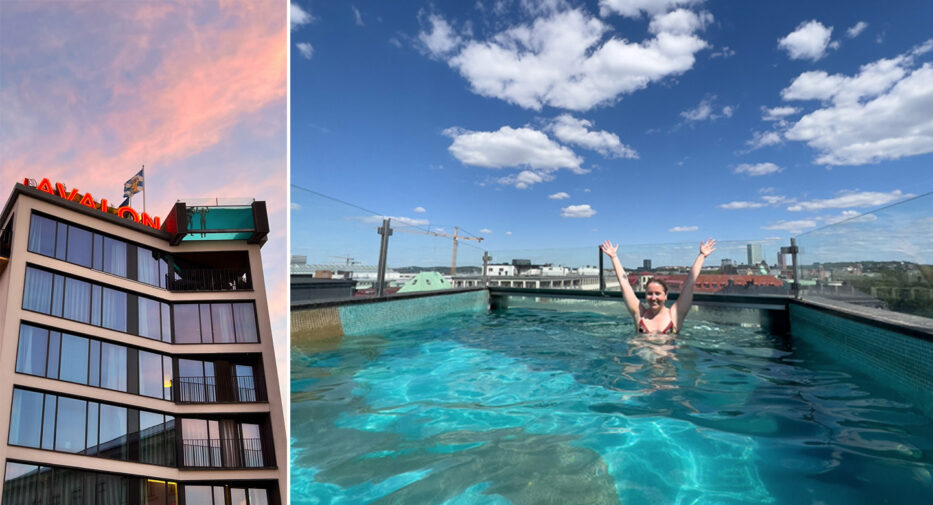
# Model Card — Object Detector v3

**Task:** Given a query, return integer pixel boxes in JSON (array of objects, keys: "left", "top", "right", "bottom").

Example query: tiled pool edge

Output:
[
  {"left": 291, "top": 290, "right": 489, "bottom": 343},
  {"left": 789, "top": 302, "right": 933, "bottom": 416}
]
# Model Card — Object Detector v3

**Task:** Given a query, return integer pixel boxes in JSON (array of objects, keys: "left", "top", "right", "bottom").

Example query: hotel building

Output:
[{"left": 0, "top": 181, "right": 286, "bottom": 505}]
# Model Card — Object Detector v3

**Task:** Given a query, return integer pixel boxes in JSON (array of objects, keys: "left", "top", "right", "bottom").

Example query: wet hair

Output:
[{"left": 645, "top": 277, "right": 669, "bottom": 294}]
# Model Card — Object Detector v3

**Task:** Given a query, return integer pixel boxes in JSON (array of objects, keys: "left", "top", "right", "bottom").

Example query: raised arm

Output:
[
  {"left": 601, "top": 240, "right": 641, "bottom": 320},
  {"left": 673, "top": 238, "right": 716, "bottom": 327}
]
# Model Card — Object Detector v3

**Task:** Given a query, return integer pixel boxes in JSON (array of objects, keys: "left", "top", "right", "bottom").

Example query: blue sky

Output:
[{"left": 290, "top": 0, "right": 933, "bottom": 266}]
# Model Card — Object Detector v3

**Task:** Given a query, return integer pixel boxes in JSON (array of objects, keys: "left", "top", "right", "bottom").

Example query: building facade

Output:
[
  {"left": 0, "top": 182, "right": 286, "bottom": 505},
  {"left": 747, "top": 243, "right": 763, "bottom": 266}
]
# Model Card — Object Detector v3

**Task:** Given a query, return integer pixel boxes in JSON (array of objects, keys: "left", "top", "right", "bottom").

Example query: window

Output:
[
  {"left": 15, "top": 325, "right": 48, "bottom": 376},
  {"left": 58, "top": 333, "right": 89, "bottom": 384},
  {"left": 54, "top": 396, "right": 87, "bottom": 453},
  {"left": 233, "top": 303, "right": 258, "bottom": 343},
  {"left": 8, "top": 389, "right": 43, "bottom": 448},
  {"left": 139, "top": 350, "right": 165, "bottom": 399},
  {"left": 22, "top": 267, "right": 53, "bottom": 313},
  {"left": 2, "top": 462, "right": 139, "bottom": 505},
  {"left": 27, "top": 214, "right": 57, "bottom": 256},
  {"left": 66, "top": 226, "right": 93, "bottom": 268},
  {"left": 174, "top": 302, "right": 260, "bottom": 344},
  {"left": 138, "top": 246, "right": 161, "bottom": 287},
  {"left": 98, "top": 403, "right": 127, "bottom": 461},
  {"left": 173, "top": 304, "right": 202, "bottom": 343},
  {"left": 101, "top": 342, "right": 127, "bottom": 392},
  {"left": 139, "top": 297, "right": 163, "bottom": 340},
  {"left": 101, "top": 287, "right": 127, "bottom": 331},
  {"left": 103, "top": 236, "right": 127, "bottom": 276}
]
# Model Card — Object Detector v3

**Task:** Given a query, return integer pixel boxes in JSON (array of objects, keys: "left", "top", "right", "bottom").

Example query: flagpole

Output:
[{"left": 142, "top": 165, "right": 146, "bottom": 214}]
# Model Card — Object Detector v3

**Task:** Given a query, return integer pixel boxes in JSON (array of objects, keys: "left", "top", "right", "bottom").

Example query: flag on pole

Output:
[{"left": 123, "top": 169, "right": 144, "bottom": 199}]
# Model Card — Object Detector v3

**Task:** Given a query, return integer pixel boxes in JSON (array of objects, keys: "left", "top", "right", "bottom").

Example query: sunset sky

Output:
[{"left": 0, "top": 0, "right": 288, "bottom": 390}]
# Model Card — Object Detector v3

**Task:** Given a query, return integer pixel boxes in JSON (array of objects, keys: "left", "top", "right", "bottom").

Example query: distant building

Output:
[
  {"left": 643, "top": 259, "right": 652, "bottom": 270},
  {"left": 777, "top": 251, "right": 787, "bottom": 270},
  {"left": 747, "top": 243, "right": 763, "bottom": 266}
]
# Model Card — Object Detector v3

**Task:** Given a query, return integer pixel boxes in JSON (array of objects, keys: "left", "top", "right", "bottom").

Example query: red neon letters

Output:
[{"left": 25, "top": 178, "right": 161, "bottom": 230}]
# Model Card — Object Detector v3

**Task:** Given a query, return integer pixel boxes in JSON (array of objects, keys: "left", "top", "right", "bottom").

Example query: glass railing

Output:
[
  {"left": 290, "top": 185, "right": 486, "bottom": 302},
  {"left": 795, "top": 192, "right": 933, "bottom": 321},
  {"left": 486, "top": 238, "right": 791, "bottom": 295}
]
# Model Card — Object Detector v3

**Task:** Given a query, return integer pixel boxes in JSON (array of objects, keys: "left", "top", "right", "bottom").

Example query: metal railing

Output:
[
  {"left": 180, "top": 438, "right": 266, "bottom": 469},
  {"left": 175, "top": 374, "right": 267, "bottom": 403},
  {"left": 166, "top": 268, "right": 252, "bottom": 291}
]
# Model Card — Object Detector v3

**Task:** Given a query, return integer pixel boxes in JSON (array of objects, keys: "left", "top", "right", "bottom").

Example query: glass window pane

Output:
[
  {"left": 52, "top": 466, "right": 87, "bottom": 505},
  {"left": 99, "top": 404, "right": 127, "bottom": 460},
  {"left": 178, "top": 359, "right": 205, "bottom": 402},
  {"left": 138, "top": 247, "right": 160, "bottom": 286},
  {"left": 86, "top": 402, "right": 99, "bottom": 456},
  {"left": 163, "top": 355, "right": 173, "bottom": 401},
  {"left": 55, "top": 222, "right": 67, "bottom": 260},
  {"left": 28, "top": 214, "right": 57, "bottom": 256},
  {"left": 139, "top": 412, "right": 166, "bottom": 467},
  {"left": 67, "top": 226, "right": 93, "bottom": 267},
  {"left": 230, "top": 488, "right": 247, "bottom": 505},
  {"left": 3, "top": 462, "right": 40, "bottom": 505},
  {"left": 235, "top": 365, "right": 256, "bottom": 402},
  {"left": 23, "top": 267, "right": 53, "bottom": 313},
  {"left": 41, "top": 395, "right": 56, "bottom": 450},
  {"left": 8, "top": 389, "right": 44, "bottom": 448},
  {"left": 241, "top": 424, "right": 263, "bottom": 468},
  {"left": 89, "top": 340, "right": 100, "bottom": 387},
  {"left": 139, "top": 350, "right": 163, "bottom": 399},
  {"left": 173, "top": 304, "right": 201, "bottom": 343},
  {"left": 55, "top": 396, "right": 87, "bottom": 453},
  {"left": 91, "top": 284, "right": 102, "bottom": 326},
  {"left": 211, "top": 303, "right": 235, "bottom": 343},
  {"left": 47, "top": 331, "right": 61, "bottom": 380},
  {"left": 100, "top": 342, "right": 127, "bottom": 392},
  {"left": 214, "top": 487, "right": 226, "bottom": 505},
  {"left": 181, "top": 419, "right": 209, "bottom": 467},
  {"left": 200, "top": 304, "right": 213, "bottom": 343},
  {"left": 101, "top": 287, "right": 127, "bottom": 332},
  {"left": 59, "top": 333, "right": 89, "bottom": 384},
  {"left": 143, "top": 480, "right": 166, "bottom": 505},
  {"left": 63, "top": 277, "right": 91, "bottom": 323},
  {"left": 138, "top": 297, "right": 162, "bottom": 340},
  {"left": 249, "top": 489, "right": 270, "bottom": 505},
  {"left": 93, "top": 233, "right": 103, "bottom": 270},
  {"left": 159, "top": 257, "right": 169, "bottom": 289},
  {"left": 184, "top": 486, "right": 213, "bottom": 505},
  {"left": 102, "top": 236, "right": 127, "bottom": 277},
  {"left": 233, "top": 303, "right": 258, "bottom": 343},
  {"left": 96, "top": 473, "right": 127, "bottom": 505},
  {"left": 16, "top": 324, "right": 49, "bottom": 376},
  {"left": 161, "top": 303, "right": 172, "bottom": 343},
  {"left": 51, "top": 274, "right": 64, "bottom": 317}
]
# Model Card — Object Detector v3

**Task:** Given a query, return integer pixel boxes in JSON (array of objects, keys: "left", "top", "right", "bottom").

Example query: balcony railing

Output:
[
  {"left": 176, "top": 374, "right": 267, "bottom": 404},
  {"left": 166, "top": 268, "right": 252, "bottom": 292},
  {"left": 181, "top": 438, "right": 268, "bottom": 469}
]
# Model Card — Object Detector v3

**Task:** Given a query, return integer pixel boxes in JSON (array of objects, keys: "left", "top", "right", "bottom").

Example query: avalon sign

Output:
[{"left": 24, "top": 178, "right": 161, "bottom": 230}]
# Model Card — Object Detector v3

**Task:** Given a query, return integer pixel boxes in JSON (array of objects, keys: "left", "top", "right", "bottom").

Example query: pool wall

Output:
[
  {"left": 789, "top": 301, "right": 933, "bottom": 414},
  {"left": 291, "top": 289, "right": 489, "bottom": 343}
]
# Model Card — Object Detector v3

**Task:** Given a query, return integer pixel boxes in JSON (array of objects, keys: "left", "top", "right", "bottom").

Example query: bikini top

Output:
[{"left": 637, "top": 309, "right": 676, "bottom": 334}]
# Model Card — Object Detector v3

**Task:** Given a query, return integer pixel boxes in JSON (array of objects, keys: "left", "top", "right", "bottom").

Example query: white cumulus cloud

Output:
[
  {"left": 718, "top": 201, "right": 767, "bottom": 210},
  {"left": 762, "top": 219, "right": 819, "bottom": 234},
  {"left": 681, "top": 95, "right": 733, "bottom": 122},
  {"left": 549, "top": 191, "right": 570, "bottom": 199},
  {"left": 296, "top": 42, "right": 314, "bottom": 59},
  {"left": 786, "top": 190, "right": 913, "bottom": 211},
  {"left": 781, "top": 42, "right": 933, "bottom": 165},
  {"left": 423, "top": 8, "right": 709, "bottom": 111},
  {"left": 291, "top": 3, "right": 314, "bottom": 30},
  {"left": 547, "top": 114, "right": 638, "bottom": 158},
  {"left": 445, "top": 126, "right": 583, "bottom": 172},
  {"left": 847, "top": 21, "right": 868, "bottom": 39},
  {"left": 669, "top": 225, "right": 698, "bottom": 232},
  {"left": 762, "top": 106, "right": 799, "bottom": 121},
  {"left": 599, "top": 0, "right": 704, "bottom": 18},
  {"left": 561, "top": 204, "right": 596, "bottom": 218},
  {"left": 413, "top": 206, "right": 426, "bottom": 213},
  {"left": 419, "top": 12, "right": 463, "bottom": 58},
  {"left": 734, "top": 162, "right": 782, "bottom": 176},
  {"left": 498, "top": 170, "right": 556, "bottom": 189},
  {"left": 778, "top": 20, "right": 833, "bottom": 61},
  {"left": 480, "top": 228, "right": 492, "bottom": 234},
  {"left": 745, "top": 131, "right": 783, "bottom": 150}
]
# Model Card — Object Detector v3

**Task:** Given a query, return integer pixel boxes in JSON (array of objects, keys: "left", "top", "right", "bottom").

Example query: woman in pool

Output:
[{"left": 601, "top": 238, "right": 716, "bottom": 333}]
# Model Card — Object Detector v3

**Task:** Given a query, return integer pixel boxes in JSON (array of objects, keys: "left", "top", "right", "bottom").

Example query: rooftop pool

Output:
[{"left": 291, "top": 305, "right": 933, "bottom": 504}]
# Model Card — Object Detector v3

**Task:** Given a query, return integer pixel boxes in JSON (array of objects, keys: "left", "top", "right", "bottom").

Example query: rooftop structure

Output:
[{"left": 0, "top": 181, "right": 286, "bottom": 505}]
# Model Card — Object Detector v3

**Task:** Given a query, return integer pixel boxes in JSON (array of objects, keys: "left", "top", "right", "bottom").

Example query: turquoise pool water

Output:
[{"left": 291, "top": 308, "right": 933, "bottom": 504}]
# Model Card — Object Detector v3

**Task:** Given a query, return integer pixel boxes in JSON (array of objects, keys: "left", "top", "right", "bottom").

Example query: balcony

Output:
[
  {"left": 166, "top": 267, "right": 252, "bottom": 292},
  {"left": 181, "top": 437, "right": 270, "bottom": 469},
  {"left": 175, "top": 374, "right": 267, "bottom": 404}
]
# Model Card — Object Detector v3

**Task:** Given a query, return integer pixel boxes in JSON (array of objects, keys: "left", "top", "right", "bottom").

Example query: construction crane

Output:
[
  {"left": 328, "top": 256, "right": 357, "bottom": 266},
  {"left": 395, "top": 226, "right": 483, "bottom": 275}
]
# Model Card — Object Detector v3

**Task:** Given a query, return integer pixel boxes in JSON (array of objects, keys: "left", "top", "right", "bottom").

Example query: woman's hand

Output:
[
  {"left": 699, "top": 238, "right": 716, "bottom": 257},
  {"left": 601, "top": 240, "right": 619, "bottom": 259}
]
